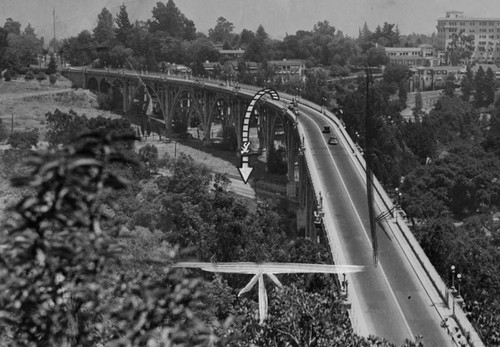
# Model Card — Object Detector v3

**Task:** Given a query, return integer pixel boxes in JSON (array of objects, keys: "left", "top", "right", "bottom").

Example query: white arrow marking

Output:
[{"left": 238, "top": 156, "right": 253, "bottom": 184}]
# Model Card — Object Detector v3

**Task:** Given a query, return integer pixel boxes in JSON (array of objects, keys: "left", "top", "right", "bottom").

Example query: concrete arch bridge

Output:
[{"left": 61, "top": 67, "right": 483, "bottom": 347}]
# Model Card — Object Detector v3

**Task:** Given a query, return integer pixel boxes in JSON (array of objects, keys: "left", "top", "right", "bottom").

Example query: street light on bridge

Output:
[{"left": 450, "top": 265, "right": 456, "bottom": 293}]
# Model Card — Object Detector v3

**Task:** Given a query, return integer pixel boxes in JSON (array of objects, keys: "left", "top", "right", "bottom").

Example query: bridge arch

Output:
[
  {"left": 100, "top": 79, "right": 112, "bottom": 94},
  {"left": 111, "top": 79, "right": 125, "bottom": 113},
  {"left": 87, "top": 77, "right": 98, "bottom": 93},
  {"left": 170, "top": 87, "right": 200, "bottom": 135},
  {"left": 205, "top": 95, "right": 235, "bottom": 145}
]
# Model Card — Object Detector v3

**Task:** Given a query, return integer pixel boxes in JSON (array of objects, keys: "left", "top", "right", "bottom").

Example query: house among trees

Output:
[
  {"left": 268, "top": 59, "right": 307, "bottom": 83},
  {"left": 218, "top": 48, "right": 245, "bottom": 60}
]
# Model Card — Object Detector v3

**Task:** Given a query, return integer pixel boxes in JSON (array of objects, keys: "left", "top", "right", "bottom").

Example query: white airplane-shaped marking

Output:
[{"left": 173, "top": 262, "right": 364, "bottom": 323}]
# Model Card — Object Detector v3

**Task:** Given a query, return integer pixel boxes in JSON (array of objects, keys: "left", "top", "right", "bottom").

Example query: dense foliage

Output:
[
  {"left": 391, "top": 82, "right": 500, "bottom": 345},
  {"left": 0, "top": 122, "right": 421, "bottom": 346},
  {"left": 0, "top": 132, "right": 211, "bottom": 346}
]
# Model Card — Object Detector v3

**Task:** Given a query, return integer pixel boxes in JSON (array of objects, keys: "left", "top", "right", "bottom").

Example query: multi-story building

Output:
[
  {"left": 385, "top": 44, "right": 438, "bottom": 66},
  {"left": 437, "top": 11, "right": 500, "bottom": 64}
]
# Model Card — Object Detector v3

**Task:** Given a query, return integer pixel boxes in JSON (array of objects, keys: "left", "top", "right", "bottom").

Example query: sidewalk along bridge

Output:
[{"left": 62, "top": 67, "right": 483, "bottom": 347}]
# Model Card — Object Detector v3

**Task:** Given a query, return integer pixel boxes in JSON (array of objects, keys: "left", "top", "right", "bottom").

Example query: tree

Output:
[
  {"left": 0, "top": 26, "right": 8, "bottom": 66},
  {"left": 366, "top": 46, "right": 389, "bottom": 66},
  {"left": 359, "top": 22, "right": 372, "bottom": 42},
  {"left": 149, "top": 0, "right": 196, "bottom": 40},
  {"left": 208, "top": 17, "right": 235, "bottom": 45},
  {"left": 60, "top": 30, "right": 95, "bottom": 66},
  {"left": 485, "top": 67, "right": 496, "bottom": 106},
  {"left": 402, "top": 116, "right": 436, "bottom": 162},
  {"left": 186, "top": 38, "right": 220, "bottom": 75},
  {"left": 239, "top": 29, "right": 255, "bottom": 48},
  {"left": 367, "top": 22, "right": 400, "bottom": 48},
  {"left": 3, "top": 17, "right": 21, "bottom": 36},
  {"left": 138, "top": 143, "right": 159, "bottom": 173},
  {"left": 93, "top": 7, "right": 115, "bottom": 44},
  {"left": 474, "top": 65, "right": 486, "bottom": 108},
  {"left": 46, "top": 53, "right": 57, "bottom": 75},
  {"left": 414, "top": 91, "right": 423, "bottom": 114},
  {"left": 256, "top": 25, "right": 269, "bottom": 41},
  {"left": 0, "top": 119, "right": 8, "bottom": 143},
  {"left": 460, "top": 64, "right": 474, "bottom": 102},
  {"left": 428, "top": 95, "right": 479, "bottom": 144},
  {"left": 445, "top": 30, "right": 474, "bottom": 66},
  {"left": 443, "top": 73, "right": 456, "bottom": 97},
  {"left": 114, "top": 3, "right": 133, "bottom": 45},
  {"left": 5, "top": 23, "right": 43, "bottom": 68}
]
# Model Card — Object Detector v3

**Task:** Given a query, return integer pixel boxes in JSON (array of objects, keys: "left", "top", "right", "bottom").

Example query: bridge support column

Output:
[
  {"left": 296, "top": 172, "right": 317, "bottom": 241},
  {"left": 296, "top": 151, "right": 316, "bottom": 239},
  {"left": 232, "top": 98, "right": 244, "bottom": 151},
  {"left": 284, "top": 118, "right": 299, "bottom": 198},
  {"left": 257, "top": 107, "right": 277, "bottom": 167},
  {"left": 160, "top": 87, "right": 174, "bottom": 135}
]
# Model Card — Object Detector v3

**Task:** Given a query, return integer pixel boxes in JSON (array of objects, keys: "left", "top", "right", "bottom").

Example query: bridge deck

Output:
[{"left": 299, "top": 107, "right": 452, "bottom": 346}]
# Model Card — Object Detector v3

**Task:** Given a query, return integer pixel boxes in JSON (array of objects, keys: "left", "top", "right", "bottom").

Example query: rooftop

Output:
[
  {"left": 386, "top": 47, "right": 424, "bottom": 51},
  {"left": 218, "top": 49, "right": 245, "bottom": 54},
  {"left": 437, "top": 16, "right": 500, "bottom": 21},
  {"left": 268, "top": 59, "right": 306, "bottom": 66}
]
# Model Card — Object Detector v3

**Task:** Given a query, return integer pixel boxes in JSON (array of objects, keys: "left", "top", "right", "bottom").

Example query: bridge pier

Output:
[{"left": 296, "top": 150, "right": 317, "bottom": 240}]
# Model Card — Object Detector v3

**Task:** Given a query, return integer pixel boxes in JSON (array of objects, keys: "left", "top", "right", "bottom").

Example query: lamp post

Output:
[
  {"left": 457, "top": 273, "right": 462, "bottom": 297},
  {"left": 394, "top": 188, "right": 402, "bottom": 221},
  {"left": 451, "top": 265, "right": 456, "bottom": 292}
]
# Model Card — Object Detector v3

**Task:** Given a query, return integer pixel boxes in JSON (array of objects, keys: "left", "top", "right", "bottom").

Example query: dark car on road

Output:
[
  {"left": 322, "top": 126, "right": 331, "bottom": 133},
  {"left": 328, "top": 136, "right": 338, "bottom": 145}
]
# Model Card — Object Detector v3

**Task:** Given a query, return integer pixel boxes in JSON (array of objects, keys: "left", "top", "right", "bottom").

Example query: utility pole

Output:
[{"left": 53, "top": 7, "right": 56, "bottom": 42}]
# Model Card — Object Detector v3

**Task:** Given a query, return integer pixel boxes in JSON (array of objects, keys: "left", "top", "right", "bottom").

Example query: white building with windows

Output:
[
  {"left": 436, "top": 11, "right": 500, "bottom": 64},
  {"left": 385, "top": 44, "right": 438, "bottom": 66}
]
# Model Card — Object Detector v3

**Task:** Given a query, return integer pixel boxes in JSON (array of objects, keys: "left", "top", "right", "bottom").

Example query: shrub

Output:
[
  {"left": 97, "top": 91, "right": 113, "bottom": 110},
  {"left": 4, "top": 69, "right": 11, "bottom": 81},
  {"left": 24, "top": 70, "right": 34, "bottom": 81},
  {"left": 36, "top": 71, "right": 46, "bottom": 84},
  {"left": 46, "top": 54, "right": 57, "bottom": 75},
  {"left": 8, "top": 129, "right": 39, "bottom": 150},
  {"left": 49, "top": 73, "right": 57, "bottom": 86}
]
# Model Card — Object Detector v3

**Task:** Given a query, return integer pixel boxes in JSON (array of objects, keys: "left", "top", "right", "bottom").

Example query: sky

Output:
[{"left": 1, "top": 0, "right": 500, "bottom": 43}]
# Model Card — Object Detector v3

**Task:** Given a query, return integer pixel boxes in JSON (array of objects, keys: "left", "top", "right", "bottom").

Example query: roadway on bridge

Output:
[{"left": 298, "top": 106, "right": 452, "bottom": 346}]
